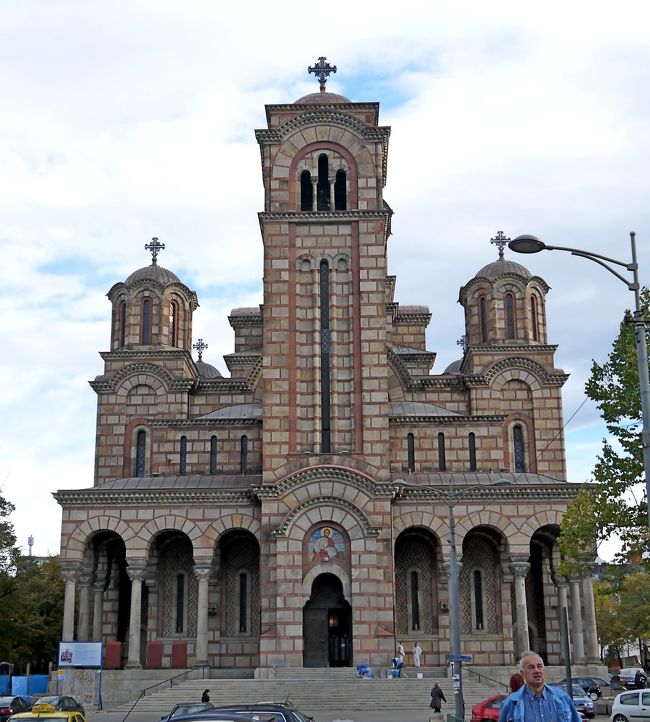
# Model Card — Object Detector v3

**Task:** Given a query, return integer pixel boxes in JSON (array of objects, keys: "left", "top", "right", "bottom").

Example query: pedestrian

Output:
[
  {"left": 635, "top": 669, "right": 646, "bottom": 689},
  {"left": 397, "top": 642, "right": 405, "bottom": 662},
  {"left": 430, "top": 681, "right": 447, "bottom": 712},
  {"left": 201, "top": 689, "right": 210, "bottom": 703},
  {"left": 498, "top": 651, "right": 581, "bottom": 722},
  {"left": 413, "top": 641, "right": 422, "bottom": 668},
  {"left": 509, "top": 673, "right": 524, "bottom": 692}
]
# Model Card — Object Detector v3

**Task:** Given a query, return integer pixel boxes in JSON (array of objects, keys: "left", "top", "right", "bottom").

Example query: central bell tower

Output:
[{"left": 256, "top": 60, "right": 393, "bottom": 480}]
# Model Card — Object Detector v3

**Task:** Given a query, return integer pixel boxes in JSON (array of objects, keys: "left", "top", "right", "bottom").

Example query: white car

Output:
[{"left": 611, "top": 690, "right": 650, "bottom": 722}]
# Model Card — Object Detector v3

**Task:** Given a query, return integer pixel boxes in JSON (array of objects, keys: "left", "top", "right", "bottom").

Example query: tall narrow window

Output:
[
  {"left": 300, "top": 170, "right": 313, "bottom": 211},
  {"left": 407, "top": 433, "right": 415, "bottom": 472},
  {"left": 505, "top": 292, "right": 516, "bottom": 340},
  {"left": 437, "top": 433, "right": 446, "bottom": 471},
  {"left": 317, "top": 154, "right": 330, "bottom": 211},
  {"left": 239, "top": 572, "right": 248, "bottom": 633},
  {"left": 240, "top": 435, "right": 248, "bottom": 474},
  {"left": 175, "top": 573, "right": 185, "bottom": 633},
  {"left": 169, "top": 301, "right": 178, "bottom": 346},
  {"left": 334, "top": 169, "right": 346, "bottom": 210},
  {"left": 469, "top": 432, "right": 477, "bottom": 471},
  {"left": 118, "top": 301, "right": 127, "bottom": 347},
  {"left": 135, "top": 429, "right": 146, "bottom": 477},
  {"left": 141, "top": 298, "right": 152, "bottom": 344},
  {"left": 479, "top": 296, "right": 488, "bottom": 343},
  {"left": 179, "top": 436, "right": 187, "bottom": 474},
  {"left": 531, "top": 295, "right": 539, "bottom": 341},
  {"left": 210, "top": 435, "right": 217, "bottom": 475},
  {"left": 410, "top": 571, "right": 420, "bottom": 631},
  {"left": 473, "top": 570, "right": 484, "bottom": 630},
  {"left": 513, "top": 425, "right": 526, "bottom": 472},
  {"left": 320, "top": 260, "right": 331, "bottom": 452}
]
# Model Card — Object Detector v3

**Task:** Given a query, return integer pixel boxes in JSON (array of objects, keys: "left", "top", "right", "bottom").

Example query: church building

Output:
[{"left": 54, "top": 59, "right": 599, "bottom": 673}]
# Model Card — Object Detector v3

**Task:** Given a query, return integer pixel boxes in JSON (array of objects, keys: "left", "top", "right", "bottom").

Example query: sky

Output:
[{"left": 1, "top": 0, "right": 649, "bottom": 559}]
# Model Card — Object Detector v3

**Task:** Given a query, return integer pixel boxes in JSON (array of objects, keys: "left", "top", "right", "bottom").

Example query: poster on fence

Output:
[{"left": 57, "top": 641, "right": 103, "bottom": 668}]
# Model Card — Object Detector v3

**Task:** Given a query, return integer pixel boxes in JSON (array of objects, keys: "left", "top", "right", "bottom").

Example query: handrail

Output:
[
  {"left": 122, "top": 665, "right": 210, "bottom": 722},
  {"left": 465, "top": 666, "right": 509, "bottom": 692}
]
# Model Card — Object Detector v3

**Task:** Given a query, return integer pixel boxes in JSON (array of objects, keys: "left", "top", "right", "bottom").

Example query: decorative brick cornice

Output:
[
  {"left": 393, "top": 311, "right": 432, "bottom": 325},
  {"left": 259, "top": 209, "right": 390, "bottom": 222},
  {"left": 228, "top": 313, "right": 263, "bottom": 328},
  {"left": 53, "top": 488, "right": 255, "bottom": 506},
  {"left": 253, "top": 465, "right": 389, "bottom": 499},
  {"left": 108, "top": 279, "right": 198, "bottom": 306},
  {"left": 273, "top": 495, "right": 381, "bottom": 537},
  {"left": 459, "top": 274, "right": 550, "bottom": 301},
  {"left": 90, "top": 362, "right": 195, "bottom": 393},
  {"left": 475, "top": 357, "right": 569, "bottom": 386},
  {"left": 257, "top": 110, "right": 389, "bottom": 144},
  {"left": 394, "top": 485, "right": 580, "bottom": 502},
  {"left": 224, "top": 353, "right": 263, "bottom": 367},
  {"left": 389, "top": 414, "right": 506, "bottom": 424},
  {"left": 465, "top": 343, "right": 559, "bottom": 355},
  {"left": 194, "top": 378, "right": 253, "bottom": 393},
  {"left": 150, "top": 417, "right": 261, "bottom": 428},
  {"left": 263, "top": 102, "right": 380, "bottom": 126},
  {"left": 100, "top": 349, "right": 191, "bottom": 362}
]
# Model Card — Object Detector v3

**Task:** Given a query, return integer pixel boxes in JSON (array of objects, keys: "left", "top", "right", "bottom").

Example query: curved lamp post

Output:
[
  {"left": 392, "top": 477, "right": 510, "bottom": 722},
  {"left": 508, "top": 233, "right": 650, "bottom": 529}
]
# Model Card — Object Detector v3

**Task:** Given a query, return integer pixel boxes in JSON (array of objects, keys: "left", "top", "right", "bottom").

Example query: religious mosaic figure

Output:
[{"left": 309, "top": 526, "right": 344, "bottom": 562}]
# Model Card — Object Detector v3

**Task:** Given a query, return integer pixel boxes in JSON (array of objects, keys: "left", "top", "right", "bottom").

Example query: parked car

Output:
[
  {"left": 471, "top": 695, "right": 507, "bottom": 722},
  {"left": 616, "top": 668, "right": 648, "bottom": 689},
  {"left": 611, "top": 689, "right": 650, "bottom": 722},
  {"left": 161, "top": 704, "right": 215, "bottom": 721},
  {"left": 31, "top": 699, "right": 83, "bottom": 716},
  {"left": 8, "top": 702, "right": 86, "bottom": 722},
  {"left": 213, "top": 702, "right": 314, "bottom": 722},
  {"left": 609, "top": 675, "right": 627, "bottom": 692},
  {"left": 549, "top": 684, "right": 596, "bottom": 718},
  {"left": 0, "top": 697, "right": 30, "bottom": 722},
  {"left": 161, "top": 714, "right": 261, "bottom": 722},
  {"left": 559, "top": 677, "right": 610, "bottom": 701}
]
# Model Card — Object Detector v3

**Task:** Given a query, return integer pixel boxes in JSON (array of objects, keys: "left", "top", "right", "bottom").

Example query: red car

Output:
[{"left": 471, "top": 695, "right": 507, "bottom": 722}]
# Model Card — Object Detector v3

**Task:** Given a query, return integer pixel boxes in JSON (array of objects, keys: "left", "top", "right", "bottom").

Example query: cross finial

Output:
[
  {"left": 490, "top": 230, "right": 511, "bottom": 260},
  {"left": 193, "top": 338, "right": 208, "bottom": 362},
  {"left": 308, "top": 56, "right": 337, "bottom": 91},
  {"left": 457, "top": 335, "right": 467, "bottom": 352},
  {"left": 145, "top": 237, "right": 165, "bottom": 265}
]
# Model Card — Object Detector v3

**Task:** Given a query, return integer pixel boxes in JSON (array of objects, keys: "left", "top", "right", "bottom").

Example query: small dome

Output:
[
  {"left": 196, "top": 360, "right": 222, "bottom": 378},
  {"left": 125, "top": 263, "right": 180, "bottom": 285},
  {"left": 294, "top": 91, "right": 351, "bottom": 105},
  {"left": 474, "top": 258, "right": 532, "bottom": 280},
  {"left": 444, "top": 359, "right": 463, "bottom": 374}
]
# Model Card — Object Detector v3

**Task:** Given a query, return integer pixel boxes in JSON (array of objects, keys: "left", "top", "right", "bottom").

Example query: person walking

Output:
[
  {"left": 430, "top": 682, "right": 447, "bottom": 713},
  {"left": 397, "top": 642, "right": 405, "bottom": 663},
  {"left": 498, "top": 651, "right": 581, "bottom": 722},
  {"left": 201, "top": 689, "right": 210, "bottom": 703},
  {"left": 413, "top": 641, "right": 422, "bottom": 668}
]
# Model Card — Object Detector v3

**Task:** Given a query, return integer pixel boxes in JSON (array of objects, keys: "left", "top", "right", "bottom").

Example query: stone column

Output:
[
  {"left": 311, "top": 179, "right": 318, "bottom": 211},
  {"left": 581, "top": 573, "right": 600, "bottom": 663},
  {"left": 569, "top": 575, "right": 585, "bottom": 663},
  {"left": 61, "top": 563, "right": 80, "bottom": 641},
  {"left": 328, "top": 177, "right": 335, "bottom": 209},
  {"left": 194, "top": 565, "right": 212, "bottom": 667},
  {"left": 126, "top": 562, "right": 146, "bottom": 668},
  {"left": 510, "top": 560, "right": 530, "bottom": 657},
  {"left": 92, "top": 580, "right": 105, "bottom": 641},
  {"left": 77, "top": 571, "right": 93, "bottom": 640}
]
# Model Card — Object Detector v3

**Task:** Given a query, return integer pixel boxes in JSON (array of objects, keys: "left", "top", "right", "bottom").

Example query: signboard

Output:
[
  {"left": 445, "top": 653, "right": 473, "bottom": 663},
  {"left": 57, "top": 642, "right": 103, "bottom": 668}
]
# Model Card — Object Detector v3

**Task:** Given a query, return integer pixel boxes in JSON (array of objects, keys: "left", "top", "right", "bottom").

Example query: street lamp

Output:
[
  {"left": 392, "top": 477, "right": 510, "bottom": 722},
  {"left": 508, "top": 233, "right": 650, "bottom": 529}
]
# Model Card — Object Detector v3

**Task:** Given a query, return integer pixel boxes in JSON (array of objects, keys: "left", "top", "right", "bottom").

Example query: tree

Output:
[
  {"left": 560, "top": 288, "right": 650, "bottom": 566},
  {"left": 0, "top": 489, "right": 19, "bottom": 618}
]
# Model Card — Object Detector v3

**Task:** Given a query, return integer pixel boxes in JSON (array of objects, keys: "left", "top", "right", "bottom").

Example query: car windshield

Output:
[{"left": 172, "top": 706, "right": 214, "bottom": 716}]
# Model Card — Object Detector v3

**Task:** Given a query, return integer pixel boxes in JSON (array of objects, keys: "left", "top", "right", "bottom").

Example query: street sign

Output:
[{"left": 445, "top": 653, "right": 473, "bottom": 662}]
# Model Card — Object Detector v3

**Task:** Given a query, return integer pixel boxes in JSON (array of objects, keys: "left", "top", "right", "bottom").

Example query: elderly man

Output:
[{"left": 499, "top": 651, "right": 581, "bottom": 722}]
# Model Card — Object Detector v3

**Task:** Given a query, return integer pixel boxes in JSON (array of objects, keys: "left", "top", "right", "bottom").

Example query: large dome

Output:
[
  {"left": 474, "top": 258, "right": 532, "bottom": 280},
  {"left": 125, "top": 263, "right": 180, "bottom": 285},
  {"left": 294, "top": 90, "right": 351, "bottom": 105},
  {"left": 196, "top": 360, "right": 222, "bottom": 379}
]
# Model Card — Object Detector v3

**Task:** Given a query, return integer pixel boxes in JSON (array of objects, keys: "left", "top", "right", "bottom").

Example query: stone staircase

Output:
[{"left": 115, "top": 668, "right": 506, "bottom": 713}]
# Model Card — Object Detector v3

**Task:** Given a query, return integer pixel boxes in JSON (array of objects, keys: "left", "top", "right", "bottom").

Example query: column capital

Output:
[
  {"left": 194, "top": 564, "right": 212, "bottom": 581},
  {"left": 510, "top": 561, "right": 530, "bottom": 578},
  {"left": 60, "top": 562, "right": 81, "bottom": 583},
  {"left": 126, "top": 561, "right": 147, "bottom": 581}
]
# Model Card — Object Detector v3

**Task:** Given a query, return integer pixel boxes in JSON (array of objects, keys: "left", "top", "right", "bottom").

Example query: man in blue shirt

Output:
[{"left": 499, "top": 651, "right": 581, "bottom": 722}]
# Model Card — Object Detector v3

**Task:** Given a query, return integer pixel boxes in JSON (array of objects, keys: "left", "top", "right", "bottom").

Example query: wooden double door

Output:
[{"left": 303, "top": 573, "right": 352, "bottom": 667}]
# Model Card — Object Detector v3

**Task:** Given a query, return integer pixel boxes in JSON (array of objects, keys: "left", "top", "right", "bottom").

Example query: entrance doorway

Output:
[{"left": 303, "top": 573, "right": 352, "bottom": 667}]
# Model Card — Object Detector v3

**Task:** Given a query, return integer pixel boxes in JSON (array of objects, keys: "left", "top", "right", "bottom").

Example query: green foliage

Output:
[
  {"left": 0, "top": 489, "right": 18, "bottom": 607},
  {"left": 560, "top": 288, "right": 650, "bottom": 566}
]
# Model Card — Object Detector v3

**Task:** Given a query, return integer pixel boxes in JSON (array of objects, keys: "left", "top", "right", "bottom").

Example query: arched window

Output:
[
  {"left": 210, "top": 435, "right": 217, "bottom": 475},
  {"left": 334, "top": 169, "right": 346, "bottom": 210},
  {"left": 175, "top": 572, "right": 186, "bottom": 633},
  {"left": 141, "top": 298, "right": 152, "bottom": 345},
  {"left": 437, "top": 432, "right": 446, "bottom": 471},
  {"left": 531, "top": 295, "right": 539, "bottom": 341},
  {"left": 300, "top": 169, "right": 313, "bottom": 211},
  {"left": 118, "top": 301, "right": 127, "bottom": 347},
  {"left": 135, "top": 429, "right": 146, "bottom": 477},
  {"left": 320, "top": 260, "right": 331, "bottom": 452},
  {"left": 179, "top": 436, "right": 187, "bottom": 474},
  {"left": 513, "top": 424, "right": 526, "bottom": 472},
  {"left": 238, "top": 571, "right": 249, "bottom": 633},
  {"left": 317, "top": 154, "right": 330, "bottom": 211},
  {"left": 410, "top": 570, "right": 420, "bottom": 631},
  {"left": 505, "top": 292, "right": 516, "bottom": 340},
  {"left": 473, "top": 569, "right": 484, "bottom": 630},
  {"left": 479, "top": 296, "right": 488, "bottom": 343},
  {"left": 469, "top": 432, "right": 477, "bottom": 471},
  {"left": 407, "top": 433, "right": 415, "bottom": 472},
  {"left": 240, "top": 435, "right": 248, "bottom": 474},
  {"left": 169, "top": 301, "right": 178, "bottom": 346}
]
